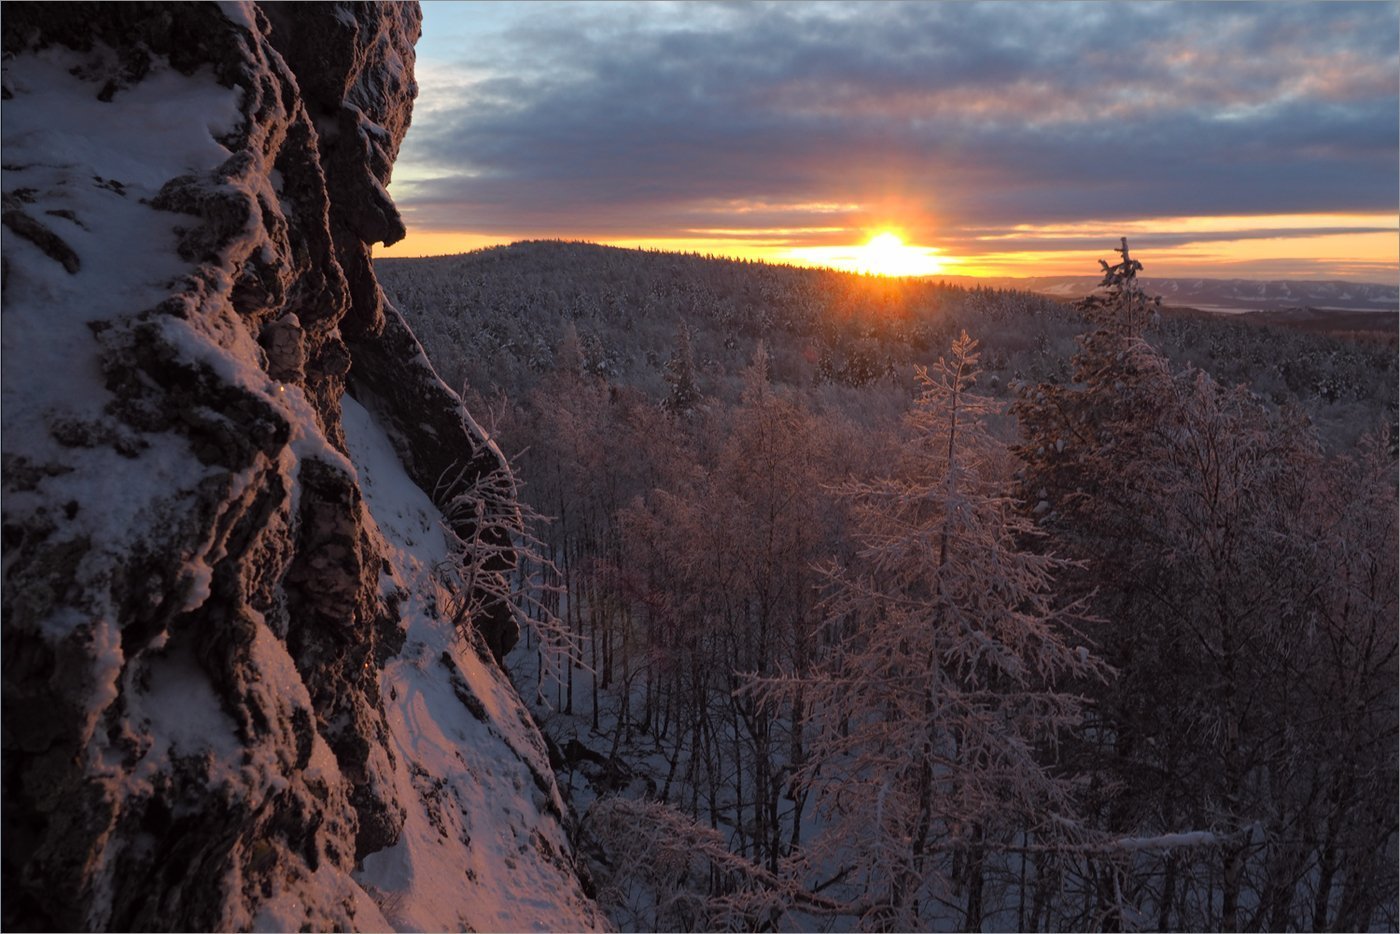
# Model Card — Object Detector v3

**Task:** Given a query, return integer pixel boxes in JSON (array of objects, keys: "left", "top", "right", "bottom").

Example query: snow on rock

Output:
[
  {"left": 2, "top": 3, "right": 600, "bottom": 930},
  {"left": 347, "top": 299, "right": 525, "bottom": 662},
  {"left": 344, "top": 397, "right": 604, "bottom": 932}
]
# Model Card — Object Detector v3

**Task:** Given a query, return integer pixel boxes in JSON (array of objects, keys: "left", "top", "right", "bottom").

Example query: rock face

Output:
[
  {"left": 347, "top": 304, "right": 523, "bottom": 661},
  {"left": 1, "top": 3, "right": 597, "bottom": 930}
]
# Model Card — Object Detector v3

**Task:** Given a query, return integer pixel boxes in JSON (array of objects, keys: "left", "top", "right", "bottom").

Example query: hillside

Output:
[
  {"left": 379, "top": 240, "right": 1397, "bottom": 448},
  {"left": 377, "top": 240, "right": 1398, "bottom": 931},
  {"left": 380, "top": 239, "right": 1072, "bottom": 402}
]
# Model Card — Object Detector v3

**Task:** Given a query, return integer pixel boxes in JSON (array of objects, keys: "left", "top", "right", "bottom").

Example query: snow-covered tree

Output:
[
  {"left": 435, "top": 455, "right": 578, "bottom": 673},
  {"left": 1078, "top": 236, "right": 1161, "bottom": 339},
  {"left": 662, "top": 321, "right": 702, "bottom": 415},
  {"left": 760, "top": 332, "right": 1100, "bottom": 930},
  {"left": 1014, "top": 241, "right": 1399, "bottom": 930},
  {"left": 555, "top": 319, "right": 584, "bottom": 378}
]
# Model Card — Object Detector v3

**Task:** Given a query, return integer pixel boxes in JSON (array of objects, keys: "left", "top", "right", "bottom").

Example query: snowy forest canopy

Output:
[{"left": 378, "top": 240, "right": 1397, "bottom": 932}]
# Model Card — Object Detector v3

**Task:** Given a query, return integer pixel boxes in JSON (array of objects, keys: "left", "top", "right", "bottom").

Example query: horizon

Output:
[
  {"left": 378, "top": 1, "right": 1399, "bottom": 283},
  {"left": 376, "top": 237, "right": 1400, "bottom": 288}
]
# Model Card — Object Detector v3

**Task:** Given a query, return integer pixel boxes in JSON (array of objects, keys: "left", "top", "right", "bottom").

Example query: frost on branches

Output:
[
  {"left": 586, "top": 796, "right": 827, "bottom": 931},
  {"left": 1013, "top": 240, "right": 1398, "bottom": 932},
  {"left": 434, "top": 456, "right": 579, "bottom": 675},
  {"left": 757, "top": 332, "right": 1102, "bottom": 930}
]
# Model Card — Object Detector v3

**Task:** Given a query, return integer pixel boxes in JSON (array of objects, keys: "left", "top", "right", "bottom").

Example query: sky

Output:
[{"left": 379, "top": 1, "right": 1400, "bottom": 282}]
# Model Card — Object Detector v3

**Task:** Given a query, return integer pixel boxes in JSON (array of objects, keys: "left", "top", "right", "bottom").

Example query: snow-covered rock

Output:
[{"left": 1, "top": 3, "right": 601, "bottom": 929}]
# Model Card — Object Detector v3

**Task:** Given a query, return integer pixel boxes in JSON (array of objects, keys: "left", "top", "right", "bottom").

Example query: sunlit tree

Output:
[
  {"left": 1014, "top": 240, "right": 1399, "bottom": 930},
  {"left": 762, "top": 332, "right": 1100, "bottom": 930}
]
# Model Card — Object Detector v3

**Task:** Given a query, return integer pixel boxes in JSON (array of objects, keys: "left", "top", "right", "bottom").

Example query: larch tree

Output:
[{"left": 759, "top": 332, "right": 1101, "bottom": 931}]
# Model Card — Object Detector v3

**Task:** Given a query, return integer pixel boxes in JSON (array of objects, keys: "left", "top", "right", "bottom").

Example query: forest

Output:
[{"left": 379, "top": 240, "right": 1397, "bottom": 932}]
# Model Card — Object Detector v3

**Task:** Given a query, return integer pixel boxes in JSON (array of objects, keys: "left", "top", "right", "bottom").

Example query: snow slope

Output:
[{"left": 345, "top": 396, "right": 604, "bottom": 932}]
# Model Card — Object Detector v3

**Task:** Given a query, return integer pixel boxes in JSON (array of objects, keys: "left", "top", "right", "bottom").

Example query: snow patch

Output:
[{"left": 2, "top": 48, "right": 241, "bottom": 190}]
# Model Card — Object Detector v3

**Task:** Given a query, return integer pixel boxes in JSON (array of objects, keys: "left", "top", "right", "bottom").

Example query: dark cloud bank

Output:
[{"left": 398, "top": 1, "right": 1398, "bottom": 254}]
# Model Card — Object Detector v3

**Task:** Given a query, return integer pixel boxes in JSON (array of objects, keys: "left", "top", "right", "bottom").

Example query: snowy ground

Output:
[{"left": 505, "top": 634, "right": 861, "bottom": 932}]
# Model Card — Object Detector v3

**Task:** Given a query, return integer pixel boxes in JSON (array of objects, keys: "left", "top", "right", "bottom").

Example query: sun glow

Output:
[
  {"left": 783, "top": 230, "right": 948, "bottom": 277},
  {"left": 855, "top": 231, "right": 944, "bottom": 277}
]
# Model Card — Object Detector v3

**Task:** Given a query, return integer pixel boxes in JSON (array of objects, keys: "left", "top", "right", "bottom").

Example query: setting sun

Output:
[
  {"left": 784, "top": 230, "right": 948, "bottom": 278},
  {"left": 855, "top": 231, "right": 945, "bottom": 277}
]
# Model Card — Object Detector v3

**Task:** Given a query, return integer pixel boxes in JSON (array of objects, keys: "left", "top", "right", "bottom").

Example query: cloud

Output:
[{"left": 392, "top": 1, "right": 1399, "bottom": 249}]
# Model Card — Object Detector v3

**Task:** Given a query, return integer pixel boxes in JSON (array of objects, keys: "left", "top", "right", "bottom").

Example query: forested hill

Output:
[
  {"left": 377, "top": 239, "right": 1397, "bottom": 930},
  {"left": 378, "top": 240, "right": 1396, "bottom": 447},
  {"left": 942, "top": 273, "right": 1400, "bottom": 314},
  {"left": 379, "top": 239, "right": 1069, "bottom": 402}
]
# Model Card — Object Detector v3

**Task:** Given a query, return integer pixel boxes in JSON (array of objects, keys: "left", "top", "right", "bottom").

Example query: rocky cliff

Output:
[{"left": 1, "top": 2, "right": 599, "bottom": 929}]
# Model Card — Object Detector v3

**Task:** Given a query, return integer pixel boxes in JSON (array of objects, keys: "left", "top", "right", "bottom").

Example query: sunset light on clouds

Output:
[{"left": 380, "top": 1, "right": 1399, "bottom": 282}]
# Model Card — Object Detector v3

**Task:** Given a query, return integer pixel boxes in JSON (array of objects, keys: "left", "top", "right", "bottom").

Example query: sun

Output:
[
  {"left": 854, "top": 231, "right": 944, "bottom": 277},
  {"left": 784, "top": 230, "right": 949, "bottom": 277}
]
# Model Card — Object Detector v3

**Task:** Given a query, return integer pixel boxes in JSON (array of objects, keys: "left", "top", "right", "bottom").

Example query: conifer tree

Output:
[
  {"left": 556, "top": 320, "right": 584, "bottom": 378},
  {"left": 663, "top": 321, "right": 702, "bottom": 415},
  {"left": 1013, "top": 240, "right": 1398, "bottom": 930},
  {"left": 1078, "top": 236, "right": 1161, "bottom": 338},
  {"left": 759, "top": 332, "right": 1099, "bottom": 930}
]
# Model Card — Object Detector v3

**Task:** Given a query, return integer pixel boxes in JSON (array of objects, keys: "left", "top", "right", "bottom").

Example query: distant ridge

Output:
[
  {"left": 935, "top": 274, "right": 1399, "bottom": 313},
  {"left": 381, "top": 239, "right": 1398, "bottom": 314}
]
